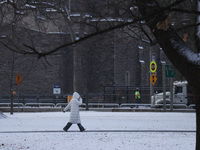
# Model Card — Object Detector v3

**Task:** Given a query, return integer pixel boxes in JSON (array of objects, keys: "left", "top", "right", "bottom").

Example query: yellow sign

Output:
[
  {"left": 150, "top": 73, "right": 157, "bottom": 85},
  {"left": 150, "top": 61, "right": 157, "bottom": 73}
]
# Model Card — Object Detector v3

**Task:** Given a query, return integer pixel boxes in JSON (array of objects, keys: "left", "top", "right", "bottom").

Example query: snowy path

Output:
[
  {"left": 0, "top": 129, "right": 195, "bottom": 133},
  {"left": 0, "top": 111, "right": 196, "bottom": 150}
]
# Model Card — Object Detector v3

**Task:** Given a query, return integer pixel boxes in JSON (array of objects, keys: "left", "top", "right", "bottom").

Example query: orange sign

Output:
[
  {"left": 16, "top": 73, "right": 22, "bottom": 86},
  {"left": 150, "top": 73, "right": 157, "bottom": 85}
]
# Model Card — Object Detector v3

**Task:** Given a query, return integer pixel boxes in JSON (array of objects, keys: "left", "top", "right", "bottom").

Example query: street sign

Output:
[
  {"left": 152, "top": 53, "right": 156, "bottom": 61},
  {"left": 15, "top": 73, "right": 22, "bottom": 86},
  {"left": 150, "top": 73, "right": 157, "bottom": 85},
  {"left": 150, "top": 61, "right": 157, "bottom": 73},
  {"left": 53, "top": 84, "right": 61, "bottom": 94},
  {"left": 165, "top": 65, "right": 176, "bottom": 78}
]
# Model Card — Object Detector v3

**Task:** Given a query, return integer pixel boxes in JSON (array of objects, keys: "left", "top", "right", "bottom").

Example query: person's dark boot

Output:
[
  {"left": 63, "top": 122, "right": 72, "bottom": 132},
  {"left": 77, "top": 123, "right": 85, "bottom": 132}
]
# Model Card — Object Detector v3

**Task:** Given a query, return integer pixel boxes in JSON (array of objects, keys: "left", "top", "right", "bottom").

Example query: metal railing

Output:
[
  {"left": 0, "top": 103, "right": 24, "bottom": 107},
  {"left": 0, "top": 102, "right": 196, "bottom": 110},
  {"left": 25, "top": 103, "right": 55, "bottom": 107},
  {"left": 55, "top": 103, "right": 86, "bottom": 108},
  {"left": 153, "top": 104, "right": 188, "bottom": 109},
  {"left": 188, "top": 104, "right": 195, "bottom": 109},
  {"left": 88, "top": 103, "right": 119, "bottom": 108},
  {"left": 120, "top": 103, "right": 151, "bottom": 108}
]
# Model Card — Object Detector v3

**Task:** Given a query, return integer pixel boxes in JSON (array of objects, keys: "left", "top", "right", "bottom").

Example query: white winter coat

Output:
[{"left": 64, "top": 92, "right": 82, "bottom": 124}]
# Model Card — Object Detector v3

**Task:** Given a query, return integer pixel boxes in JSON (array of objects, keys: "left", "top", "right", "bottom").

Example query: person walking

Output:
[
  {"left": 63, "top": 92, "right": 85, "bottom": 132},
  {"left": 135, "top": 88, "right": 141, "bottom": 108}
]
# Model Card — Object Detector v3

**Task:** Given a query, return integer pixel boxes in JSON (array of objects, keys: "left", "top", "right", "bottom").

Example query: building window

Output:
[{"left": 125, "top": 71, "right": 130, "bottom": 86}]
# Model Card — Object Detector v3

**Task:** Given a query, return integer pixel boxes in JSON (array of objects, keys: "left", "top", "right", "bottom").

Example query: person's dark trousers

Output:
[
  {"left": 63, "top": 122, "right": 72, "bottom": 132},
  {"left": 136, "top": 99, "right": 141, "bottom": 108},
  {"left": 77, "top": 123, "right": 85, "bottom": 132}
]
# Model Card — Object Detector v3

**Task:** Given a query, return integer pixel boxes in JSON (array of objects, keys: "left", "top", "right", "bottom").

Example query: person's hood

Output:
[{"left": 72, "top": 92, "right": 80, "bottom": 100}]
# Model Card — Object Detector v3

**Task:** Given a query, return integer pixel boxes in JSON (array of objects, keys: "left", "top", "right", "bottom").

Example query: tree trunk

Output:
[
  {"left": 153, "top": 28, "right": 200, "bottom": 87},
  {"left": 10, "top": 52, "right": 15, "bottom": 115},
  {"left": 154, "top": 27, "right": 200, "bottom": 150},
  {"left": 137, "top": 1, "right": 200, "bottom": 149},
  {"left": 195, "top": 88, "right": 200, "bottom": 150}
]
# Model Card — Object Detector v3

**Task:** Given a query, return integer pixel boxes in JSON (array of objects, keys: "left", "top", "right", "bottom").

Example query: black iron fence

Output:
[
  {"left": 0, "top": 94, "right": 68, "bottom": 104},
  {"left": 103, "top": 86, "right": 170, "bottom": 104},
  {"left": 0, "top": 86, "right": 170, "bottom": 105}
]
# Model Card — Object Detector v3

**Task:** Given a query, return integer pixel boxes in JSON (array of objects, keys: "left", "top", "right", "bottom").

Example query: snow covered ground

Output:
[{"left": 0, "top": 111, "right": 196, "bottom": 150}]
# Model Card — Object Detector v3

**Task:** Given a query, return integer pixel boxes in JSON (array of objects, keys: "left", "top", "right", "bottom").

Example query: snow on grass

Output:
[{"left": 0, "top": 111, "right": 196, "bottom": 150}]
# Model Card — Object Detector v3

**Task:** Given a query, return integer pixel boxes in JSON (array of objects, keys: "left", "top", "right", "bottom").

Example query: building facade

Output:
[{"left": 0, "top": 0, "right": 195, "bottom": 103}]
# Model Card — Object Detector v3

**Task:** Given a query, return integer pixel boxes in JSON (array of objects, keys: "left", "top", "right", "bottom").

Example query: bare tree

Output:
[
  {"left": 1, "top": 0, "right": 200, "bottom": 148},
  {"left": 136, "top": 0, "right": 200, "bottom": 149}
]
